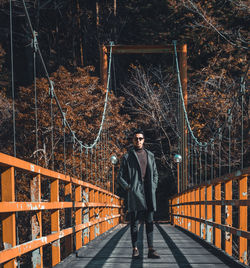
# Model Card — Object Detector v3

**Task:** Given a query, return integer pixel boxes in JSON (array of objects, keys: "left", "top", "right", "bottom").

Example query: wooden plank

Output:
[{"left": 55, "top": 224, "right": 241, "bottom": 268}]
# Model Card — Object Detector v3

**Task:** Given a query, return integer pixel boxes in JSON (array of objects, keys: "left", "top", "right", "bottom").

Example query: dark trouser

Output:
[{"left": 130, "top": 210, "right": 154, "bottom": 248}]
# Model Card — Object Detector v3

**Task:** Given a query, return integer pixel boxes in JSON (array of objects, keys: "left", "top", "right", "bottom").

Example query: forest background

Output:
[{"left": 0, "top": 0, "right": 249, "bottom": 222}]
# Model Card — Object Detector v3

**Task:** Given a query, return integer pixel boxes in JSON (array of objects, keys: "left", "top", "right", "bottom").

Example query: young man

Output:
[{"left": 117, "top": 130, "right": 160, "bottom": 259}]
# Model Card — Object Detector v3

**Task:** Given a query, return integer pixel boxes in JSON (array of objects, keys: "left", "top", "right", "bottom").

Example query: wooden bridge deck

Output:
[{"left": 55, "top": 223, "right": 242, "bottom": 268}]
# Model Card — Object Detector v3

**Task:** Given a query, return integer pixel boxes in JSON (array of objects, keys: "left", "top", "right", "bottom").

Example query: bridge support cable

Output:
[
  {"left": 22, "top": 0, "right": 115, "bottom": 188},
  {"left": 72, "top": 132, "right": 76, "bottom": 176},
  {"left": 173, "top": 41, "right": 248, "bottom": 187},
  {"left": 240, "top": 76, "right": 245, "bottom": 170},
  {"left": 10, "top": 0, "right": 16, "bottom": 158},
  {"left": 228, "top": 112, "right": 232, "bottom": 173},
  {"left": 204, "top": 144, "right": 208, "bottom": 183},
  {"left": 194, "top": 144, "right": 198, "bottom": 185},
  {"left": 9, "top": 2, "right": 21, "bottom": 268},
  {"left": 50, "top": 82, "right": 55, "bottom": 170},
  {"left": 199, "top": 146, "right": 202, "bottom": 184},
  {"left": 63, "top": 114, "right": 66, "bottom": 174},
  {"left": 32, "top": 31, "right": 39, "bottom": 165},
  {"left": 218, "top": 129, "right": 222, "bottom": 177},
  {"left": 210, "top": 142, "right": 214, "bottom": 181},
  {"left": 80, "top": 143, "right": 83, "bottom": 180},
  {"left": 85, "top": 148, "right": 88, "bottom": 180},
  {"left": 22, "top": 0, "right": 114, "bottom": 152}
]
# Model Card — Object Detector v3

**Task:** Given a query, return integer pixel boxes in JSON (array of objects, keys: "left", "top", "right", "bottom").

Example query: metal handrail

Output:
[
  {"left": 0, "top": 152, "right": 124, "bottom": 267},
  {"left": 169, "top": 168, "right": 249, "bottom": 266}
]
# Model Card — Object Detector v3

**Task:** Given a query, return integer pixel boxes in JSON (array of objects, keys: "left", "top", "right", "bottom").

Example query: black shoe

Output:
[
  {"left": 148, "top": 249, "right": 160, "bottom": 259},
  {"left": 132, "top": 248, "right": 140, "bottom": 258}
]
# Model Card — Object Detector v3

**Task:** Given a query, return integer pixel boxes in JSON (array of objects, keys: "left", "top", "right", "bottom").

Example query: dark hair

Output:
[{"left": 133, "top": 129, "right": 144, "bottom": 138}]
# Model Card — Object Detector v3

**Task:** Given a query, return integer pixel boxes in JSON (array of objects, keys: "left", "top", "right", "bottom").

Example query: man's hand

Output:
[{"left": 126, "top": 185, "right": 131, "bottom": 191}]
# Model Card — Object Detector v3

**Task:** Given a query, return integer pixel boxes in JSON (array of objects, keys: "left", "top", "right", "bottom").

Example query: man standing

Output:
[{"left": 117, "top": 130, "right": 160, "bottom": 259}]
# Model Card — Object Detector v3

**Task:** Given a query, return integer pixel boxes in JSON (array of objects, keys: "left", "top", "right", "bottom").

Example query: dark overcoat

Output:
[{"left": 117, "top": 148, "right": 158, "bottom": 212}]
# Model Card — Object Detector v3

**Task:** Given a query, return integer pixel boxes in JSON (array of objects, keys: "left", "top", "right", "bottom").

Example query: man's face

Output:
[{"left": 133, "top": 133, "right": 144, "bottom": 149}]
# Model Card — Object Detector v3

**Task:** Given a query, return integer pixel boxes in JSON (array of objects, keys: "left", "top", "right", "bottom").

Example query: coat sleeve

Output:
[
  {"left": 117, "top": 155, "right": 130, "bottom": 191},
  {"left": 152, "top": 156, "right": 158, "bottom": 187}
]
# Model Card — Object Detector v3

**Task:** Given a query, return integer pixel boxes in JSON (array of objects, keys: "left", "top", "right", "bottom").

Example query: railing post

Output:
[
  {"left": 108, "top": 194, "right": 111, "bottom": 230},
  {"left": 94, "top": 190, "right": 99, "bottom": 238},
  {"left": 239, "top": 176, "right": 248, "bottom": 265},
  {"left": 111, "top": 195, "right": 114, "bottom": 228},
  {"left": 214, "top": 183, "right": 221, "bottom": 249},
  {"left": 206, "top": 185, "right": 213, "bottom": 243},
  {"left": 1, "top": 167, "right": 16, "bottom": 268},
  {"left": 103, "top": 192, "right": 106, "bottom": 231},
  {"left": 100, "top": 192, "right": 103, "bottom": 234},
  {"left": 83, "top": 187, "right": 89, "bottom": 245},
  {"left": 51, "top": 178, "right": 60, "bottom": 266},
  {"left": 31, "top": 174, "right": 43, "bottom": 268},
  {"left": 195, "top": 187, "right": 200, "bottom": 236},
  {"left": 187, "top": 191, "right": 191, "bottom": 231},
  {"left": 181, "top": 194, "right": 184, "bottom": 227},
  {"left": 191, "top": 190, "right": 195, "bottom": 234},
  {"left": 65, "top": 182, "right": 73, "bottom": 256},
  {"left": 225, "top": 180, "right": 232, "bottom": 256},
  {"left": 75, "top": 184, "right": 82, "bottom": 250},
  {"left": 89, "top": 189, "right": 95, "bottom": 241},
  {"left": 177, "top": 196, "right": 180, "bottom": 226},
  {"left": 184, "top": 192, "right": 188, "bottom": 229},
  {"left": 200, "top": 186, "right": 206, "bottom": 240}
]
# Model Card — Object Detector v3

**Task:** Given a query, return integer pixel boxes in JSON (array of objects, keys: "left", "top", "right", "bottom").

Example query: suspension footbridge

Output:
[{"left": 0, "top": 1, "right": 249, "bottom": 267}]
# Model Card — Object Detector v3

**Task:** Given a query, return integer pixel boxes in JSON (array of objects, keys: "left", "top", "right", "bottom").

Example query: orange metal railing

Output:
[
  {"left": 0, "top": 153, "right": 124, "bottom": 267},
  {"left": 169, "top": 168, "right": 249, "bottom": 266}
]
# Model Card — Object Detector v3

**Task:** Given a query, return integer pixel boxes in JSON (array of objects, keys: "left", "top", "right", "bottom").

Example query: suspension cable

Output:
[
  {"left": 10, "top": 0, "right": 16, "bottom": 157},
  {"left": 228, "top": 112, "right": 232, "bottom": 173},
  {"left": 32, "top": 31, "right": 39, "bottom": 165},
  {"left": 10, "top": 3, "right": 19, "bottom": 267},
  {"left": 211, "top": 141, "right": 214, "bottom": 180},
  {"left": 63, "top": 114, "right": 66, "bottom": 174},
  {"left": 80, "top": 143, "right": 83, "bottom": 180},
  {"left": 173, "top": 41, "right": 245, "bottom": 149},
  {"left": 218, "top": 129, "right": 222, "bottom": 177},
  {"left": 72, "top": 132, "right": 76, "bottom": 176},
  {"left": 85, "top": 148, "right": 88, "bottom": 180},
  {"left": 240, "top": 76, "right": 245, "bottom": 169},
  {"left": 22, "top": 0, "right": 114, "bottom": 151},
  {"left": 50, "top": 82, "right": 54, "bottom": 170}
]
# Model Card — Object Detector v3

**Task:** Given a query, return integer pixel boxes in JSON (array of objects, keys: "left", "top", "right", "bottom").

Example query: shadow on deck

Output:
[{"left": 55, "top": 223, "right": 246, "bottom": 268}]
